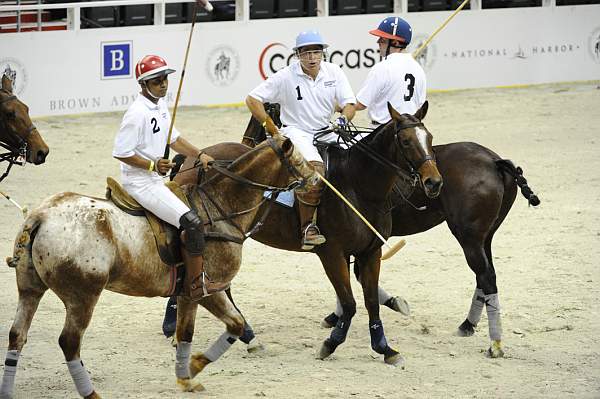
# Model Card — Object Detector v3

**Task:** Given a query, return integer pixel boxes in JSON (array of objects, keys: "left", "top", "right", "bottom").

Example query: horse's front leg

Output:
[
  {"left": 316, "top": 252, "right": 356, "bottom": 360},
  {"left": 225, "top": 288, "right": 264, "bottom": 353},
  {"left": 173, "top": 296, "right": 204, "bottom": 392},
  {"left": 358, "top": 251, "right": 405, "bottom": 367},
  {"left": 189, "top": 291, "right": 245, "bottom": 379}
]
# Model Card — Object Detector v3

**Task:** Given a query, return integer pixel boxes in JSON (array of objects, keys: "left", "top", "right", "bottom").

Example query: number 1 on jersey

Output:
[{"left": 295, "top": 86, "right": 303, "bottom": 101}]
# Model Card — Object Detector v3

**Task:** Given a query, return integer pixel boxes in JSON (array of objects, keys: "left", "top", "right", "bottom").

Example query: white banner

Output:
[{"left": 1, "top": 5, "right": 599, "bottom": 116}]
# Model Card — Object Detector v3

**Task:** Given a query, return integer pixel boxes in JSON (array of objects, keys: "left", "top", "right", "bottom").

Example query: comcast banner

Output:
[{"left": 1, "top": 5, "right": 599, "bottom": 116}]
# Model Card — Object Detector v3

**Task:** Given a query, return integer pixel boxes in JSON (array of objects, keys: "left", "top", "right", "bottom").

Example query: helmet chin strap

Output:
[{"left": 141, "top": 81, "right": 163, "bottom": 100}]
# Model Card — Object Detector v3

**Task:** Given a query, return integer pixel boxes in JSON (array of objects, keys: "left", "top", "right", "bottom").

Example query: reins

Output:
[{"left": 169, "top": 137, "right": 305, "bottom": 240}]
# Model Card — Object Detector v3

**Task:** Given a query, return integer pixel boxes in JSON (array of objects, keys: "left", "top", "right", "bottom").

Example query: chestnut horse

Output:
[
  {"left": 239, "top": 102, "right": 540, "bottom": 358},
  {"left": 171, "top": 103, "right": 442, "bottom": 370},
  {"left": 0, "top": 74, "right": 49, "bottom": 183},
  {"left": 0, "top": 136, "right": 313, "bottom": 398}
]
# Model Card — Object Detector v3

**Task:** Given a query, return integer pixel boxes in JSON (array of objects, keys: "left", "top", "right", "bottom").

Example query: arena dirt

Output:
[{"left": 0, "top": 82, "right": 598, "bottom": 398}]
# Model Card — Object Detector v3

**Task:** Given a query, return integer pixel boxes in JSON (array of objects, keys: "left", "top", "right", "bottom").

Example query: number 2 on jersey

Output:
[
  {"left": 404, "top": 73, "right": 415, "bottom": 101},
  {"left": 295, "top": 86, "right": 303, "bottom": 101},
  {"left": 150, "top": 117, "right": 160, "bottom": 134}
]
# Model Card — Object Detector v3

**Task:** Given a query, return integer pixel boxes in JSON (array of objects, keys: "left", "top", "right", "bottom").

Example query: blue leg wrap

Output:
[
  {"left": 162, "top": 296, "right": 177, "bottom": 338},
  {"left": 325, "top": 315, "right": 352, "bottom": 352},
  {"left": 239, "top": 322, "right": 256, "bottom": 345},
  {"left": 369, "top": 319, "right": 389, "bottom": 354}
]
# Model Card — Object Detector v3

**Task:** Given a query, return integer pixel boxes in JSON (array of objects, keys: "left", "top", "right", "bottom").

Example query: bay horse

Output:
[
  {"left": 0, "top": 74, "right": 49, "bottom": 183},
  {"left": 240, "top": 102, "right": 540, "bottom": 358},
  {"left": 171, "top": 102, "right": 443, "bottom": 371},
  {"left": 0, "top": 135, "right": 313, "bottom": 398}
]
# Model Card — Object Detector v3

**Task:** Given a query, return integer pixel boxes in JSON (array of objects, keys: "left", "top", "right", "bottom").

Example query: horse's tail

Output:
[
  {"left": 495, "top": 159, "right": 541, "bottom": 206},
  {"left": 6, "top": 212, "right": 42, "bottom": 270}
]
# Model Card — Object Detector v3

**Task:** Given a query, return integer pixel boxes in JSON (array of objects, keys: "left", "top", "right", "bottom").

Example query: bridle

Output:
[
  {"left": 0, "top": 91, "right": 36, "bottom": 183},
  {"left": 173, "top": 137, "right": 307, "bottom": 241},
  {"left": 315, "top": 119, "right": 436, "bottom": 211}
]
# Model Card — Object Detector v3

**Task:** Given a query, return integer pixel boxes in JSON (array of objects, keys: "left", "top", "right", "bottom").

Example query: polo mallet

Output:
[
  {"left": 163, "top": 0, "right": 213, "bottom": 160},
  {"left": 412, "top": 0, "right": 471, "bottom": 59},
  {"left": 0, "top": 189, "right": 28, "bottom": 217},
  {"left": 316, "top": 172, "right": 406, "bottom": 261}
]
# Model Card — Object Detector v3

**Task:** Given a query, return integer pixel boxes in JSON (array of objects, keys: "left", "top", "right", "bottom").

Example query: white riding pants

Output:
[
  {"left": 122, "top": 174, "right": 190, "bottom": 228},
  {"left": 281, "top": 126, "right": 323, "bottom": 163}
]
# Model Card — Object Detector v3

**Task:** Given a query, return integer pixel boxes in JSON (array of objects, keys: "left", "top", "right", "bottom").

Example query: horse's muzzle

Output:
[
  {"left": 29, "top": 148, "right": 49, "bottom": 165},
  {"left": 419, "top": 160, "right": 443, "bottom": 198}
]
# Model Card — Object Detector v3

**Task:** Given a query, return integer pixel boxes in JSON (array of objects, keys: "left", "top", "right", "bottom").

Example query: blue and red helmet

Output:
[{"left": 369, "top": 16, "right": 412, "bottom": 46}]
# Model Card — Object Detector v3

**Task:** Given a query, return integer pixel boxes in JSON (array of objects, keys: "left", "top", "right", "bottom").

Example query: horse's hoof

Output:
[
  {"left": 487, "top": 340, "right": 504, "bottom": 358},
  {"left": 456, "top": 319, "right": 476, "bottom": 337},
  {"left": 84, "top": 392, "right": 102, "bottom": 399},
  {"left": 384, "top": 352, "right": 406, "bottom": 368},
  {"left": 177, "top": 377, "right": 205, "bottom": 392},
  {"left": 320, "top": 313, "right": 338, "bottom": 329},
  {"left": 189, "top": 353, "right": 211, "bottom": 378},
  {"left": 386, "top": 296, "right": 410, "bottom": 316},
  {"left": 170, "top": 337, "right": 177, "bottom": 348},
  {"left": 247, "top": 339, "right": 265, "bottom": 353},
  {"left": 315, "top": 340, "right": 334, "bottom": 360}
]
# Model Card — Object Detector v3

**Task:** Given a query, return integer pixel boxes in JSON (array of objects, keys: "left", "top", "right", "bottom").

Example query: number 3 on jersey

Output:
[
  {"left": 150, "top": 117, "right": 160, "bottom": 134},
  {"left": 404, "top": 73, "right": 415, "bottom": 101}
]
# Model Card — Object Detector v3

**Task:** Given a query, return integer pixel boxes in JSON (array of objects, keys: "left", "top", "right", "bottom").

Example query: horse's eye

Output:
[
  {"left": 6, "top": 111, "right": 16, "bottom": 120},
  {"left": 401, "top": 139, "right": 410, "bottom": 146}
]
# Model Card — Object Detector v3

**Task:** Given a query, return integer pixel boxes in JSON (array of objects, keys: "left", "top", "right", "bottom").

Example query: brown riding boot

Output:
[
  {"left": 181, "top": 248, "right": 230, "bottom": 301},
  {"left": 297, "top": 190, "right": 326, "bottom": 250}
]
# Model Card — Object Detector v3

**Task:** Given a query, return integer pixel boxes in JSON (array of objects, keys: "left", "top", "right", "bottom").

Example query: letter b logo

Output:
[{"left": 102, "top": 42, "right": 132, "bottom": 79}]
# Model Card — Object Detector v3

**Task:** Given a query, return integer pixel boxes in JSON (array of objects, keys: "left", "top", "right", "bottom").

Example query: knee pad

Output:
[{"left": 179, "top": 211, "right": 205, "bottom": 255}]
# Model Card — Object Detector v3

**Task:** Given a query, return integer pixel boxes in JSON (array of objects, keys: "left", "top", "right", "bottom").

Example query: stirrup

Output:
[{"left": 301, "top": 223, "right": 326, "bottom": 250}]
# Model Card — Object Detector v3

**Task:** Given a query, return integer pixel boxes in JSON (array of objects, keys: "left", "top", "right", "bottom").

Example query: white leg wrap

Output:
[
  {"left": 467, "top": 288, "right": 485, "bottom": 325},
  {"left": 204, "top": 332, "right": 238, "bottom": 362},
  {"left": 0, "top": 350, "right": 20, "bottom": 398},
  {"left": 335, "top": 297, "right": 343, "bottom": 317},
  {"left": 485, "top": 293, "right": 503, "bottom": 341},
  {"left": 377, "top": 286, "right": 392, "bottom": 305},
  {"left": 175, "top": 342, "right": 192, "bottom": 379},
  {"left": 66, "top": 358, "right": 94, "bottom": 398}
]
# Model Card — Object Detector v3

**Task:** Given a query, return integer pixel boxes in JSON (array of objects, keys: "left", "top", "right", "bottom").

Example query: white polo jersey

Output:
[
  {"left": 356, "top": 52, "right": 426, "bottom": 125},
  {"left": 249, "top": 60, "right": 355, "bottom": 132},
  {"left": 113, "top": 94, "right": 180, "bottom": 179}
]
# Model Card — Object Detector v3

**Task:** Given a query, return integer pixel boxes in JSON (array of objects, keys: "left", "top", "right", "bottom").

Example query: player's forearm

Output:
[
  {"left": 114, "top": 154, "right": 154, "bottom": 171},
  {"left": 341, "top": 104, "right": 356, "bottom": 121},
  {"left": 245, "top": 95, "right": 269, "bottom": 124},
  {"left": 170, "top": 137, "right": 201, "bottom": 158}
]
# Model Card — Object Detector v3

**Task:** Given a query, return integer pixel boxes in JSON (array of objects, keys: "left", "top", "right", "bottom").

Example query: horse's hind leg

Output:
[
  {"left": 454, "top": 230, "right": 504, "bottom": 358},
  {"left": 0, "top": 266, "right": 47, "bottom": 398},
  {"left": 188, "top": 292, "right": 244, "bottom": 380},
  {"left": 56, "top": 292, "right": 103, "bottom": 399}
]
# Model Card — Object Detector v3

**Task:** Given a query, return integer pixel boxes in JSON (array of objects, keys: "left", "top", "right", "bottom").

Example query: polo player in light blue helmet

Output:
[{"left": 245, "top": 29, "right": 356, "bottom": 250}]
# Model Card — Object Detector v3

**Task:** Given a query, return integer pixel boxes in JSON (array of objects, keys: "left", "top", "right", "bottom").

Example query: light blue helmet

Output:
[{"left": 293, "top": 30, "right": 329, "bottom": 52}]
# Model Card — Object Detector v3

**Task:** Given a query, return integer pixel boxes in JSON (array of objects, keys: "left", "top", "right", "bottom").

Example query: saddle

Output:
[{"left": 105, "top": 177, "right": 188, "bottom": 266}]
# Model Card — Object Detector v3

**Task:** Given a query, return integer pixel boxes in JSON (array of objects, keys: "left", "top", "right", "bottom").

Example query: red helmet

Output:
[{"left": 135, "top": 55, "right": 176, "bottom": 82}]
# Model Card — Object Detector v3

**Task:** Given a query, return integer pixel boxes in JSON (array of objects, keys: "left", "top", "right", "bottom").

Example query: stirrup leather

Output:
[
  {"left": 301, "top": 223, "right": 326, "bottom": 250},
  {"left": 190, "top": 272, "right": 230, "bottom": 298}
]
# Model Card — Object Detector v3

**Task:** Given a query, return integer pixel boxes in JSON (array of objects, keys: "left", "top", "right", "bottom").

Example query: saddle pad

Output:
[{"left": 263, "top": 189, "right": 295, "bottom": 208}]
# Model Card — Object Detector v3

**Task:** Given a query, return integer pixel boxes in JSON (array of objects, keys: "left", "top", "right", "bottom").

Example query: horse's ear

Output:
[
  {"left": 387, "top": 102, "right": 402, "bottom": 121},
  {"left": 2, "top": 74, "right": 13, "bottom": 93},
  {"left": 414, "top": 100, "right": 429, "bottom": 121}
]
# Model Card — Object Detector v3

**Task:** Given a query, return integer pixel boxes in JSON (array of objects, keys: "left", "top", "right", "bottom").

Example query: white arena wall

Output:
[{"left": 1, "top": 5, "right": 600, "bottom": 117}]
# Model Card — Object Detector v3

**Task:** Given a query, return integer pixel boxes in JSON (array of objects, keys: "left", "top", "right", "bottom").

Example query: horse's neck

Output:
[
  {"left": 343, "top": 136, "right": 403, "bottom": 201},
  {"left": 197, "top": 150, "right": 281, "bottom": 231}
]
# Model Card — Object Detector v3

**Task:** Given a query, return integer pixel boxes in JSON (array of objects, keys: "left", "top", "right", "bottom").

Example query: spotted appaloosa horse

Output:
[
  {"left": 0, "top": 136, "right": 313, "bottom": 398},
  {"left": 240, "top": 102, "right": 541, "bottom": 359},
  {"left": 0, "top": 74, "right": 49, "bottom": 180},
  {"left": 171, "top": 102, "right": 442, "bottom": 371}
]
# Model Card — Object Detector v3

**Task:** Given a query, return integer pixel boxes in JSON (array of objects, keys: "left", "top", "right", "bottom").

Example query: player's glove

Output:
[{"left": 332, "top": 115, "right": 348, "bottom": 133}]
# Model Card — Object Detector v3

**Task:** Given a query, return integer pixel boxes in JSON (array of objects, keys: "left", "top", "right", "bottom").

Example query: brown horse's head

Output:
[
  {"left": 0, "top": 74, "right": 49, "bottom": 165},
  {"left": 387, "top": 101, "right": 443, "bottom": 198}
]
